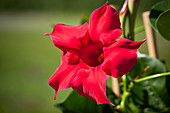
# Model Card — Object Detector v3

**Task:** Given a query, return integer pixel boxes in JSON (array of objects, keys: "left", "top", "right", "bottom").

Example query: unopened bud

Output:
[{"left": 120, "top": 0, "right": 128, "bottom": 16}]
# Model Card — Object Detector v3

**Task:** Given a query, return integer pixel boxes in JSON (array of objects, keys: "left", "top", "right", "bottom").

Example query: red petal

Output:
[
  {"left": 77, "top": 42, "right": 103, "bottom": 67},
  {"left": 102, "top": 38, "right": 146, "bottom": 78},
  {"left": 89, "top": 2, "right": 122, "bottom": 45},
  {"left": 45, "top": 23, "right": 89, "bottom": 52},
  {"left": 100, "top": 29, "right": 122, "bottom": 46},
  {"left": 71, "top": 66, "right": 114, "bottom": 106},
  {"left": 48, "top": 52, "right": 85, "bottom": 99},
  {"left": 48, "top": 52, "right": 114, "bottom": 105},
  {"left": 64, "top": 52, "right": 80, "bottom": 65}
]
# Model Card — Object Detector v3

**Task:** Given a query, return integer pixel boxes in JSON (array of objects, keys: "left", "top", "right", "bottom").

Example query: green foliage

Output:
[
  {"left": 149, "top": 0, "right": 169, "bottom": 30},
  {"left": 149, "top": 0, "right": 170, "bottom": 41},
  {"left": 56, "top": 87, "right": 119, "bottom": 113},
  {"left": 128, "top": 53, "right": 170, "bottom": 112},
  {"left": 55, "top": 88, "right": 73, "bottom": 104},
  {"left": 129, "top": 53, "right": 167, "bottom": 79},
  {"left": 56, "top": 91, "right": 99, "bottom": 113},
  {"left": 156, "top": 9, "right": 170, "bottom": 41}
]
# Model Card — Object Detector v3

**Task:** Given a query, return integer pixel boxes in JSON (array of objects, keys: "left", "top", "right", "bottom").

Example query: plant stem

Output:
[
  {"left": 135, "top": 72, "right": 170, "bottom": 83},
  {"left": 128, "top": 14, "right": 135, "bottom": 41},
  {"left": 119, "top": 75, "right": 128, "bottom": 111},
  {"left": 119, "top": 0, "right": 140, "bottom": 112},
  {"left": 128, "top": 0, "right": 140, "bottom": 41},
  {"left": 134, "top": 25, "right": 145, "bottom": 34},
  {"left": 120, "top": 15, "right": 127, "bottom": 38}
]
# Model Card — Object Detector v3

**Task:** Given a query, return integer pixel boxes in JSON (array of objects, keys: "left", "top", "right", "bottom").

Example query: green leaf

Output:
[
  {"left": 56, "top": 87, "right": 119, "bottom": 113},
  {"left": 156, "top": 9, "right": 170, "bottom": 41},
  {"left": 128, "top": 53, "right": 170, "bottom": 112},
  {"left": 169, "top": 0, "right": 170, "bottom": 8},
  {"left": 127, "top": 97, "right": 142, "bottom": 113},
  {"left": 55, "top": 88, "right": 73, "bottom": 104},
  {"left": 149, "top": 0, "right": 169, "bottom": 30},
  {"left": 56, "top": 91, "right": 99, "bottom": 113},
  {"left": 129, "top": 52, "right": 167, "bottom": 79}
]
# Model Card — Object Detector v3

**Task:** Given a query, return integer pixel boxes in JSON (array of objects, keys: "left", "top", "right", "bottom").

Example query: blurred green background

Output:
[{"left": 0, "top": 0, "right": 169, "bottom": 113}]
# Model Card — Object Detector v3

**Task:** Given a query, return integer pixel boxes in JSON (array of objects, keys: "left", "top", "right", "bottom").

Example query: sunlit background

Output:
[{"left": 0, "top": 0, "right": 169, "bottom": 113}]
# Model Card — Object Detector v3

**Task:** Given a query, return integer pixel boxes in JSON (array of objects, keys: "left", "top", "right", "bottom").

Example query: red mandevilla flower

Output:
[{"left": 45, "top": 2, "right": 145, "bottom": 106}]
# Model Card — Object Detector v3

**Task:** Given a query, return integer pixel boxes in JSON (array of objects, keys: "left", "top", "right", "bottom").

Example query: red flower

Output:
[{"left": 45, "top": 2, "right": 145, "bottom": 106}]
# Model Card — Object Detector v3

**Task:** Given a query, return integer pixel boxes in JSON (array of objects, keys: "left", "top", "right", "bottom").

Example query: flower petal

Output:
[
  {"left": 45, "top": 23, "right": 89, "bottom": 52},
  {"left": 102, "top": 38, "right": 146, "bottom": 78},
  {"left": 64, "top": 52, "right": 80, "bottom": 65},
  {"left": 71, "top": 66, "right": 114, "bottom": 106},
  {"left": 100, "top": 29, "right": 122, "bottom": 46},
  {"left": 48, "top": 52, "right": 114, "bottom": 105},
  {"left": 77, "top": 42, "right": 103, "bottom": 67},
  {"left": 48, "top": 52, "right": 86, "bottom": 99},
  {"left": 89, "top": 2, "right": 122, "bottom": 45}
]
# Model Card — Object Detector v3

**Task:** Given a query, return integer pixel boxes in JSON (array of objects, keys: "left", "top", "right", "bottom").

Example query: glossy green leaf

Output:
[
  {"left": 56, "top": 87, "right": 119, "bottom": 113},
  {"left": 156, "top": 9, "right": 170, "bottom": 41},
  {"left": 128, "top": 53, "right": 170, "bottom": 112},
  {"left": 55, "top": 88, "right": 73, "bottom": 104},
  {"left": 149, "top": 0, "right": 169, "bottom": 30},
  {"left": 56, "top": 91, "right": 99, "bottom": 113},
  {"left": 129, "top": 52, "right": 167, "bottom": 79}
]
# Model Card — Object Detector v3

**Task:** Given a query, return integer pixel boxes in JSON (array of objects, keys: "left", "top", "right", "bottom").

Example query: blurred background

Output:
[{"left": 0, "top": 0, "right": 169, "bottom": 113}]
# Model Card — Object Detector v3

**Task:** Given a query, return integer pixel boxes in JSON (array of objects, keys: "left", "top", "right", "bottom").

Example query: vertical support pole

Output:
[
  {"left": 142, "top": 11, "right": 158, "bottom": 58},
  {"left": 112, "top": 77, "right": 120, "bottom": 98}
]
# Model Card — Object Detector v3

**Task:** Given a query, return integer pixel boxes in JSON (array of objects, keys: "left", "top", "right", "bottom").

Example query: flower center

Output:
[
  {"left": 98, "top": 53, "right": 104, "bottom": 64},
  {"left": 78, "top": 42, "right": 104, "bottom": 67}
]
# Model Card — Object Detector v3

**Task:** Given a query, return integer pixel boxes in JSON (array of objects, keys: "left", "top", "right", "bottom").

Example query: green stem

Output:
[
  {"left": 135, "top": 72, "right": 170, "bottom": 83},
  {"left": 118, "top": 0, "right": 140, "bottom": 112},
  {"left": 128, "top": 0, "right": 140, "bottom": 41},
  {"left": 134, "top": 25, "right": 145, "bottom": 34},
  {"left": 128, "top": 13, "right": 135, "bottom": 41},
  {"left": 120, "top": 15, "right": 127, "bottom": 38},
  {"left": 119, "top": 75, "right": 128, "bottom": 111}
]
